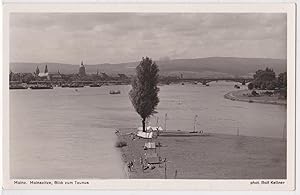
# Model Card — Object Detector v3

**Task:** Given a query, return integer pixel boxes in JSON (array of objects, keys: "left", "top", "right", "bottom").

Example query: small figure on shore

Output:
[
  {"left": 127, "top": 161, "right": 134, "bottom": 172},
  {"left": 140, "top": 157, "right": 143, "bottom": 165},
  {"left": 143, "top": 163, "right": 150, "bottom": 171}
]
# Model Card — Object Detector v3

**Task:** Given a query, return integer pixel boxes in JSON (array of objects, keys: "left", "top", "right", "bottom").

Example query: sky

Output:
[{"left": 10, "top": 13, "right": 287, "bottom": 64}]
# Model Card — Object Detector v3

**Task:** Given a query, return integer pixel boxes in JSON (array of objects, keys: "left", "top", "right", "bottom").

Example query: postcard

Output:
[{"left": 2, "top": 3, "right": 296, "bottom": 190}]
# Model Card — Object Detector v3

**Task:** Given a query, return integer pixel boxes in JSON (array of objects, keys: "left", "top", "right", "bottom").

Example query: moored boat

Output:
[
  {"left": 89, "top": 83, "right": 103, "bottom": 87},
  {"left": 69, "top": 83, "right": 84, "bottom": 88},
  {"left": 61, "top": 83, "right": 70, "bottom": 88},
  {"left": 234, "top": 84, "right": 240, "bottom": 89},
  {"left": 30, "top": 84, "right": 53, "bottom": 89},
  {"left": 9, "top": 83, "right": 28, "bottom": 90},
  {"left": 109, "top": 90, "right": 121, "bottom": 94}
]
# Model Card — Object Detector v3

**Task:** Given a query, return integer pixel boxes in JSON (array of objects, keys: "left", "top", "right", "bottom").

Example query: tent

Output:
[
  {"left": 149, "top": 126, "right": 164, "bottom": 131},
  {"left": 137, "top": 126, "right": 164, "bottom": 131},
  {"left": 136, "top": 131, "right": 153, "bottom": 139},
  {"left": 144, "top": 142, "right": 156, "bottom": 149}
]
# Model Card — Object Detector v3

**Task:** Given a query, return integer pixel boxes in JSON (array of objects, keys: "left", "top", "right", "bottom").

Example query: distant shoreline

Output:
[{"left": 224, "top": 89, "right": 287, "bottom": 105}]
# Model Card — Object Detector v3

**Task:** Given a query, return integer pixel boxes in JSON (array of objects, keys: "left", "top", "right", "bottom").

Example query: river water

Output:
[{"left": 9, "top": 81, "right": 286, "bottom": 179}]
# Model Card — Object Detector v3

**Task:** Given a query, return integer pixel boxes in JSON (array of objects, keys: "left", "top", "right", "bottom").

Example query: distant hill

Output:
[{"left": 10, "top": 57, "right": 286, "bottom": 78}]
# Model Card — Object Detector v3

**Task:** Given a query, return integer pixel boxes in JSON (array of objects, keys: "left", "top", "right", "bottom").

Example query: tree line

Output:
[{"left": 248, "top": 67, "right": 287, "bottom": 98}]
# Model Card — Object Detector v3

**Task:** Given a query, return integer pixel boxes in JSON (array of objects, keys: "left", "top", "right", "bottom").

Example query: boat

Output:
[
  {"left": 89, "top": 83, "right": 103, "bottom": 87},
  {"left": 159, "top": 130, "right": 209, "bottom": 137},
  {"left": 9, "top": 83, "right": 28, "bottom": 89},
  {"left": 30, "top": 84, "right": 53, "bottom": 89},
  {"left": 234, "top": 84, "right": 240, "bottom": 89},
  {"left": 61, "top": 83, "right": 70, "bottom": 88},
  {"left": 109, "top": 90, "right": 121, "bottom": 94},
  {"left": 69, "top": 83, "right": 84, "bottom": 88}
]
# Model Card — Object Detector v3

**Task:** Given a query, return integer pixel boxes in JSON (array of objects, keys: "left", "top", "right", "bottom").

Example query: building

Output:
[
  {"left": 49, "top": 69, "right": 63, "bottom": 82},
  {"left": 38, "top": 65, "right": 50, "bottom": 80},
  {"left": 101, "top": 72, "right": 109, "bottom": 80},
  {"left": 34, "top": 66, "right": 40, "bottom": 76},
  {"left": 118, "top": 73, "right": 128, "bottom": 80},
  {"left": 79, "top": 61, "right": 86, "bottom": 77}
]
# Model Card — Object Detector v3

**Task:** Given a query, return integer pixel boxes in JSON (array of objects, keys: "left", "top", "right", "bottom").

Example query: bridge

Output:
[{"left": 176, "top": 78, "right": 253, "bottom": 85}]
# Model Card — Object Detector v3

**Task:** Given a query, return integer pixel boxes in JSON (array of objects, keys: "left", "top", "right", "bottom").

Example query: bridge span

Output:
[{"left": 178, "top": 78, "right": 253, "bottom": 85}]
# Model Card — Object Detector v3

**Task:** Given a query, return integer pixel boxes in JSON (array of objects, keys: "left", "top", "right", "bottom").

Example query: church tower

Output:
[
  {"left": 79, "top": 60, "right": 86, "bottom": 77},
  {"left": 35, "top": 66, "right": 40, "bottom": 76},
  {"left": 44, "top": 65, "right": 48, "bottom": 73}
]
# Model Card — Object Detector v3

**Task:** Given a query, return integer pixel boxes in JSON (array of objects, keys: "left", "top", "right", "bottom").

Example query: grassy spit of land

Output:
[
  {"left": 224, "top": 89, "right": 287, "bottom": 105},
  {"left": 116, "top": 128, "right": 286, "bottom": 179}
]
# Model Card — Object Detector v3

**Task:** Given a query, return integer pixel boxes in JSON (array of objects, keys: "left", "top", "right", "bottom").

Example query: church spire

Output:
[
  {"left": 79, "top": 60, "right": 86, "bottom": 77},
  {"left": 44, "top": 65, "right": 48, "bottom": 73},
  {"left": 35, "top": 66, "right": 40, "bottom": 76}
]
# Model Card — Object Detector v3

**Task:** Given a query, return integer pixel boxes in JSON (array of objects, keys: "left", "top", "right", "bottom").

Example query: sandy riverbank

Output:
[
  {"left": 116, "top": 129, "right": 286, "bottom": 179},
  {"left": 224, "top": 89, "right": 287, "bottom": 105}
]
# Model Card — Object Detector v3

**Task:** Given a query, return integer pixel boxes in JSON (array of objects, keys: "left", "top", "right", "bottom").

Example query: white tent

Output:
[
  {"left": 38, "top": 72, "right": 49, "bottom": 77},
  {"left": 137, "top": 126, "right": 163, "bottom": 131},
  {"left": 149, "top": 126, "right": 164, "bottom": 131},
  {"left": 136, "top": 131, "right": 153, "bottom": 139},
  {"left": 144, "top": 142, "right": 156, "bottom": 149}
]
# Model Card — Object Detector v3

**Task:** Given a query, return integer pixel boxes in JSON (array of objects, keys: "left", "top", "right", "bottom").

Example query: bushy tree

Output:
[
  {"left": 277, "top": 72, "right": 287, "bottom": 99},
  {"left": 252, "top": 67, "right": 276, "bottom": 89},
  {"left": 9, "top": 70, "right": 13, "bottom": 81},
  {"left": 10, "top": 73, "right": 21, "bottom": 81},
  {"left": 248, "top": 82, "right": 254, "bottom": 90},
  {"left": 278, "top": 72, "right": 287, "bottom": 89},
  {"left": 129, "top": 57, "right": 160, "bottom": 132},
  {"left": 21, "top": 73, "right": 34, "bottom": 83}
]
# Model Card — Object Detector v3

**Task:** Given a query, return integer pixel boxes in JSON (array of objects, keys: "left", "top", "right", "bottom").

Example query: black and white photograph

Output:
[{"left": 2, "top": 3, "right": 296, "bottom": 190}]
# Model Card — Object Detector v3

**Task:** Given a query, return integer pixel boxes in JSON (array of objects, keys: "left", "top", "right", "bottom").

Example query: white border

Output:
[{"left": 2, "top": 3, "right": 296, "bottom": 190}]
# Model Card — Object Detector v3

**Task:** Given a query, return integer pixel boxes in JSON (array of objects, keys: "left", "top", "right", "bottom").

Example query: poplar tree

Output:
[{"left": 129, "top": 57, "right": 160, "bottom": 132}]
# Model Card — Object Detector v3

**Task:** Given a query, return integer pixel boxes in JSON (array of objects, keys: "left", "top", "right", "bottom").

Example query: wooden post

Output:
[
  {"left": 164, "top": 113, "right": 168, "bottom": 131},
  {"left": 174, "top": 170, "right": 178, "bottom": 179},
  {"left": 283, "top": 120, "right": 286, "bottom": 140},
  {"left": 156, "top": 116, "right": 160, "bottom": 136},
  {"left": 164, "top": 158, "right": 167, "bottom": 179},
  {"left": 237, "top": 121, "right": 240, "bottom": 136},
  {"left": 194, "top": 114, "right": 198, "bottom": 132}
]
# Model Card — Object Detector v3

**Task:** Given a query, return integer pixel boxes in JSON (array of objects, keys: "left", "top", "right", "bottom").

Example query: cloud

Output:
[{"left": 9, "top": 13, "right": 286, "bottom": 64}]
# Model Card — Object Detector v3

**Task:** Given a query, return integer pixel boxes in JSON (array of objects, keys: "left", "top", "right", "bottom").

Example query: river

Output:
[{"left": 9, "top": 81, "right": 286, "bottom": 179}]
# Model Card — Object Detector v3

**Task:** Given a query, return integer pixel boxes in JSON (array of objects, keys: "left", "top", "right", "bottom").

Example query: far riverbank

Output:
[{"left": 224, "top": 89, "right": 287, "bottom": 105}]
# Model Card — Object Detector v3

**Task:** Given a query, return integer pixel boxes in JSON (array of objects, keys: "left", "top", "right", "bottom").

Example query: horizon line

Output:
[{"left": 10, "top": 56, "right": 287, "bottom": 65}]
